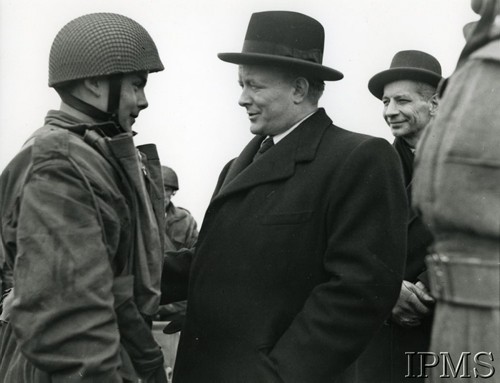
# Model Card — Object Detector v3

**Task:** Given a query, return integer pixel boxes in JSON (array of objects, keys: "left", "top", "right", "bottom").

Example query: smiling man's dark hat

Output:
[
  {"left": 368, "top": 50, "right": 443, "bottom": 99},
  {"left": 218, "top": 11, "right": 343, "bottom": 81}
]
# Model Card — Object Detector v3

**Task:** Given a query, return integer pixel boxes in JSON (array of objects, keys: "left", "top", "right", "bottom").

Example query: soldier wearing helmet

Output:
[
  {"left": 49, "top": 12, "right": 164, "bottom": 133},
  {"left": 153, "top": 166, "right": 198, "bottom": 373},
  {"left": 0, "top": 13, "right": 167, "bottom": 382},
  {"left": 157, "top": 166, "right": 198, "bottom": 325},
  {"left": 160, "top": 166, "right": 198, "bottom": 252}
]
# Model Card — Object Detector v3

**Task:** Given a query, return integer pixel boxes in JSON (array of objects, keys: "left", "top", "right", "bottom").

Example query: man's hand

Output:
[{"left": 391, "top": 280, "right": 435, "bottom": 328}]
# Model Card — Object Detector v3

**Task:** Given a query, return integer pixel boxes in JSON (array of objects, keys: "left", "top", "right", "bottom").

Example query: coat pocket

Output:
[{"left": 440, "top": 60, "right": 500, "bottom": 168}]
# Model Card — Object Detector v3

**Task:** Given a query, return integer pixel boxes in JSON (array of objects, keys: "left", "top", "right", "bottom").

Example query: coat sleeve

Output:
[
  {"left": 161, "top": 248, "right": 194, "bottom": 303},
  {"left": 160, "top": 159, "right": 234, "bottom": 303},
  {"left": 268, "top": 138, "right": 408, "bottom": 383},
  {"left": 11, "top": 159, "right": 122, "bottom": 383}
]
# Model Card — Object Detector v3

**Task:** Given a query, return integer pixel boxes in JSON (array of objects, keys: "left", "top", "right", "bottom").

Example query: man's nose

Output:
[
  {"left": 384, "top": 99, "right": 398, "bottom": 117},
  {"left": 138, "top": 89, "right": 149, "bottom": 110},
  {"left": 238, "top": 87, "right": 251, "bottom": 107}
]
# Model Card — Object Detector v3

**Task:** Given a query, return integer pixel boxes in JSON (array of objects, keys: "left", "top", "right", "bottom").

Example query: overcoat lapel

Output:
[
  {"left": 214, "top": 108, "right": 332, "bottom": 202},
  {"left": 220, "top": 135, "right": 264, "bottom": 189},
  {"left": 407, "top": 180, "right": 419, "bottom": 224},
  {"left": 393, "top": 137, "right": 418, "bottom": 223}
]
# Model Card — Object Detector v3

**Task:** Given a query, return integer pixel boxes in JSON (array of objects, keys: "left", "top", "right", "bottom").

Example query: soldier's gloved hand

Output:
[
  {"left": 115, "top": 297, "right": 166, "bottom": 380},
  {"left": 391, "top": 280, "right": 435, "bottom": 328}
]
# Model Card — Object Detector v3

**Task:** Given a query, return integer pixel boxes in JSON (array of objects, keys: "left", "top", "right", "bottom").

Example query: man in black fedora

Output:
[
  {"left": 356, "top": 50, "right": 442, "bottom": 382},
  {"left": 162, "top": 11, "right": 408, "bottom": 382}
]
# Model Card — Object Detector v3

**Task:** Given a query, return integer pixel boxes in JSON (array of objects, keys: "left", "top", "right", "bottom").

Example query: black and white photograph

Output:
[{"left": 0, "top": 0, "right": 498, "bottom": 382}]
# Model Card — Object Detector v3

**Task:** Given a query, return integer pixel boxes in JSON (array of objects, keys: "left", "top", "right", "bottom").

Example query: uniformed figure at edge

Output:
[
  {"left": 413, "top": 0, "right": 500, "bottom": 381},
  {"left": 162, "top": 11, "right": 409, "bottom": 383},
  {"left": 0, "top": 13, "right": 168, "bottom": 382},
  {"left": 343, "top": 50, "right": 441, "bottom": 382}
]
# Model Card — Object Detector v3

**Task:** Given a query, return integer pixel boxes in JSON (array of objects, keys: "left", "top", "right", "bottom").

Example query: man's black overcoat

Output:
[{"left": 170, "top": 109, "right": 408, "bottom": 383}]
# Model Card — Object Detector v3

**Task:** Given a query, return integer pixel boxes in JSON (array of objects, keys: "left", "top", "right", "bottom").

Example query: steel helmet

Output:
[
  {"left": 161, "top": 166, "right": 179, "bottom": 191},
  {"left": 49, "top": 12, "right": 164, "bottom": 87}
]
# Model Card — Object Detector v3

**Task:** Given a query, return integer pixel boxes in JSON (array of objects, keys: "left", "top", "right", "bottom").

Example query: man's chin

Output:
[
  {"left": 250, "top": 124, "right": 264, "bottom": 135},
  {"left": 120, "top": 123, "right": 133, "bottom": 133},
  {"left": 391, "top": 128, "right": 408, "bottom": 138}
]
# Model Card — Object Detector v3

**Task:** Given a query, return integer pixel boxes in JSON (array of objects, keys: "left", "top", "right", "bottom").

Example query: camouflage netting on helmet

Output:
[{"left": 49, "top": 13, "right": 164, "bottom": 87}]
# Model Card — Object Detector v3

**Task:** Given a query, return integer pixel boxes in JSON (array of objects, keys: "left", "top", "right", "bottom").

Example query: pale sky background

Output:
[{"left": 0, "top": 0, "right": 477, "bottom": 225}]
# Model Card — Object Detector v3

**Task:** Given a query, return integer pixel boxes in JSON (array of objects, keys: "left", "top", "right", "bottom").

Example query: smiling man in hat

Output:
[
  {"left": 162, "top": 11, "right": 407, "bottom": 383},
  {"left": 363, "top": 50, "right": 442, "bottom": 381}
]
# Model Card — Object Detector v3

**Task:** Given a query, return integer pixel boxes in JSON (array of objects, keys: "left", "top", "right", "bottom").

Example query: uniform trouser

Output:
[{"left": 425, "top": 254, "right": 500, "bottom": 382}]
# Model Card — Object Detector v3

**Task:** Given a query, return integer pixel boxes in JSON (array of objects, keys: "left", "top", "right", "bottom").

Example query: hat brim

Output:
[
  {"left": 368, "top": 68, "right": 443, "bottom": 99},
  {"left": 218, "top": 52, "right": 343, "bottom": 81}
]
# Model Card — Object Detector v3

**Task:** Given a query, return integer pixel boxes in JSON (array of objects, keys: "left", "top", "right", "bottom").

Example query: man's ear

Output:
[
  {"left": 292, "top": 77, "right": 309, "bottom": 104},
  {"left": 429, "top": 94, "right": 439, "bottom": 116},
  {"left": 83, "top": 77, "right": 105, "bottom": 98}
]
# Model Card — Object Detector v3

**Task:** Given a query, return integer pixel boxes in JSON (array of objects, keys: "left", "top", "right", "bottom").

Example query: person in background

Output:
[
  {"left": 159, "top": 166, "right": 198, "bottom": 328},
  {"left": 152, "top": 166, "right": 199, "bottom": 381},
  {"left": 0, "top": 13, "right": 167, "bottom": 382},
  {"left": 162, "top": 10, "right": 408, "bottom": 383},
  {"left": 413, "top": 0, "right": 500, "bottom": 380},
  {"left": 344, "top": 50, "right": 441, "bottom": 382},
  {"left": 161, "top": 166, "right": 198, "bottom": 253}
]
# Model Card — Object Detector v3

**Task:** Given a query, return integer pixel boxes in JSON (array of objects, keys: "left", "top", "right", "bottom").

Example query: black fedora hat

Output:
[
  {"left": 368, "top": 50, "right": 443, "bottom": 99},
  {"left": 218, "top": 11, "right": 343, "bottom": 81}
]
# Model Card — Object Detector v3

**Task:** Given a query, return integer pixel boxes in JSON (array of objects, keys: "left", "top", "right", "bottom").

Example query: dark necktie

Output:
[{"left": 253, "top": 136, "right": 274, "bottom": 161}]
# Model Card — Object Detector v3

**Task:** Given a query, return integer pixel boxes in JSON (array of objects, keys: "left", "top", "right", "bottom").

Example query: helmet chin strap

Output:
[
  {"left": 56, "top": 73, "right": 125, "bottom": 133},
  {"left": 106, "top": 74, "right": 124, "bottom": 126}
]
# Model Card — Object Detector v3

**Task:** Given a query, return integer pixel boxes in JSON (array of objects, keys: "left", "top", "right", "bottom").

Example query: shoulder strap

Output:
[{"left": 82, "top": 130, "right": 137, "bottom": 276}]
